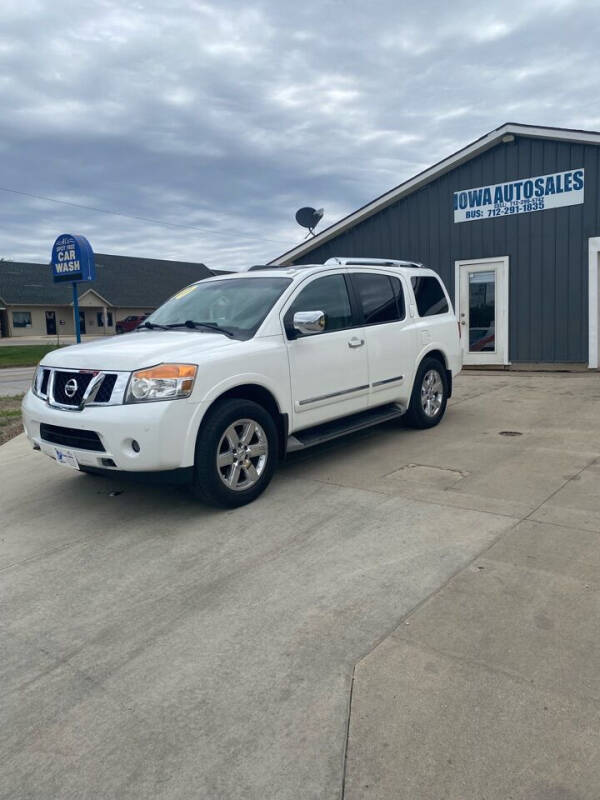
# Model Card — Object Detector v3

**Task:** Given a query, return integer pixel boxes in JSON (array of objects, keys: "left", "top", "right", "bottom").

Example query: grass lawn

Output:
[
  {"left": 0, "top": 394, "right": 24, "bottom": 445},
  {"left": 0, "top": 345, "right": 63, "bottom": 368}
]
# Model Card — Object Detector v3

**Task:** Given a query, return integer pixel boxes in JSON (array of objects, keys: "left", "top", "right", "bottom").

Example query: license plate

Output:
[{"left": 54, "top": 447, "right": 80, "bottom": 470}]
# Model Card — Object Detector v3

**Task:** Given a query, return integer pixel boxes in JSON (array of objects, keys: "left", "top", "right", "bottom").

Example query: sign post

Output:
[{"left": 50, "top": 234, "right": 96, "bottom": 344}]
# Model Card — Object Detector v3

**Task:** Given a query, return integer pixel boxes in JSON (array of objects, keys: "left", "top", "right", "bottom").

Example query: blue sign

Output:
[{"left": 51, "top": 234, "right": 96, "bottom": 284}]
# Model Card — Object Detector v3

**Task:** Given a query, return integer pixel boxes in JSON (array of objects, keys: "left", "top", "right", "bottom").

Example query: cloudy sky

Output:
[{"left": 1, "top": 0, "right": 599, "bottom": 268}]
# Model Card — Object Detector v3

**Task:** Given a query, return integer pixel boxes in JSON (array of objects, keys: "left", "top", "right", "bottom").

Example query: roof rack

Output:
[
  {"left": 324, "top": 257, "right": 425, "bottom": 269},
  {"left": 245, "top": 264, "right": 319, "bottom": 271}
]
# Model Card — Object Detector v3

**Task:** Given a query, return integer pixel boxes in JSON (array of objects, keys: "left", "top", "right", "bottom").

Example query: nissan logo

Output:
[{"left": 64, "top": 378, "right": 79, "bottom": 398}]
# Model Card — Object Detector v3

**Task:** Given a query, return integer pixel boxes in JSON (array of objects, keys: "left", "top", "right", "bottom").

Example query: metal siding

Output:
[{"left": 295, "top": 135, "right": 600, "bottom": 362}]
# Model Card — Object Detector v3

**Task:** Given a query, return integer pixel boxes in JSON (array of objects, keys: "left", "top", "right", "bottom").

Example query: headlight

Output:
[{"left": 125, "top": 363, "right": 197, "bottom": 403}]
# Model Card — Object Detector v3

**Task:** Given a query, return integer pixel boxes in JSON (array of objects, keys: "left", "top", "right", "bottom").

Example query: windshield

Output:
[{"left": 144, "top": 277, "right": 292, "bottom": 340}]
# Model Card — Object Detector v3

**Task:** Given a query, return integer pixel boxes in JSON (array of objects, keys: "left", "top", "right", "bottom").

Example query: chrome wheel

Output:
[
  {"left": 216, "top": 418, "right": 268, "bottom": 491},
  {"left": 421, "top": 369, "right": 443, "bottom": 417}
]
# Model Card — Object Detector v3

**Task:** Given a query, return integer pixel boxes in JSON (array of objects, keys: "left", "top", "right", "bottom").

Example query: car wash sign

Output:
[
  {"left": 453, "top": 168, "right": 584, "bottom": 223},
  {"left": 51, "top": 234, "right": 96, "bottom": 283}
]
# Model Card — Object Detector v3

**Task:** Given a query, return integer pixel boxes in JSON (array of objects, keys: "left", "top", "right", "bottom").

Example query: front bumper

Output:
[{"left": 22, "top": 390, "right": 202, "bottom": 472}]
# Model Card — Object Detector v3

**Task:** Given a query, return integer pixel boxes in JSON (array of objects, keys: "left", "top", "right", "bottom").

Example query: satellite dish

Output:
[{"left": 295, "top": 207, "right": 324, "bottom": 237}]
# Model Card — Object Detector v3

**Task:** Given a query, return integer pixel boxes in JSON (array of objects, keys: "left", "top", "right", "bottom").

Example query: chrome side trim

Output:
[
  {"left": 371, "top": 375, "right": 404, "bottom": 387},
  {"left": 298, "top": 384, "right": 369, "bottom": 406}
]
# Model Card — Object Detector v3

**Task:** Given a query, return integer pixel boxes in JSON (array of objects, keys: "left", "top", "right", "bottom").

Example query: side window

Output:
[
  {"left": 411, "top": 276, "right": 449, "bottom": 316},
  {"left": 351, "top": 273, "right": 401, "bottom": 325},
  {"left": 390, "top": 276, "right": 406, "bottom": 320},
  {"left": 288, "top": 274, "right": 352, "bottom": 335}
]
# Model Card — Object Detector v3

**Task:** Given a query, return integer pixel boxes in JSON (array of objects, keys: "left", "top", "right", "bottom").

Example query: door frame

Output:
[
  {"left": 454, "top": 256, "right": 510, "bottom": 366},
  {"left": 588, "top": 237, "right": 600, "bottom": 369}
]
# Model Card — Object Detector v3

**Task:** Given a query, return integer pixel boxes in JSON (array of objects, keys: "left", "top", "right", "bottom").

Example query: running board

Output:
[{"left": 286, "top": 403, "right": 405, "bottom": 453}]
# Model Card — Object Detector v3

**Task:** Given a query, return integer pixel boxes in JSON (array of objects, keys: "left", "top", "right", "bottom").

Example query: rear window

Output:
[
  {"left": 411, "top": 276, "right": 449, "bottom": 317},
  {"left": 351, "top": 273, "right": 402, "bottom": 325}
]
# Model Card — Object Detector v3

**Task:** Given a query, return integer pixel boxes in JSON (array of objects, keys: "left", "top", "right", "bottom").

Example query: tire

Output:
[
  {"left": 191, "top": 398, "right": 279, "bottom": 508},
  {"left": 404, "top": 357, "right": 448, "bottom": 429}
]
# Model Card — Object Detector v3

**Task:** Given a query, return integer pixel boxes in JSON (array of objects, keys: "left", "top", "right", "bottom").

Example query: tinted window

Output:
[
  {"left": 288, "top": 275, "right": 352, "bottom": 334},
  {"left": 391, "top": 276, "right": 406, "bottom": 319},
  {"left": 352, "top": 273, "right": 401, "bottom": 324},
  {"left": 411, "top": 276, "right": 449, "bottom": 316}
]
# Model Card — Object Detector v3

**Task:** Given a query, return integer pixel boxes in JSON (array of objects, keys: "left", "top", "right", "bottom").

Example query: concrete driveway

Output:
[{"left": 2, "top": 372, "right": 600, "bottom": 799}]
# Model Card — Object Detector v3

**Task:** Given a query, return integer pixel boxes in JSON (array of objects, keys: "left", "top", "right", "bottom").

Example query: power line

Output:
[{"left": 0, "top": 185, "right": 295, "bottom": 246}]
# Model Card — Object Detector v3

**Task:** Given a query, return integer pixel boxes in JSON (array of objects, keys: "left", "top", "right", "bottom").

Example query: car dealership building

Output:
[{"left": 272, "top": 123, "right": 600, "bottom": 368}]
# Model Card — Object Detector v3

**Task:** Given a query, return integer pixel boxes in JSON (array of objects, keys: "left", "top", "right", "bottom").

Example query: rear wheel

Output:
[
  {"left": 404, "top": 357, "right": 448, "bottom": 429},
  {"left": 191, "top": 398, "right": 279, "bottom": 508}
]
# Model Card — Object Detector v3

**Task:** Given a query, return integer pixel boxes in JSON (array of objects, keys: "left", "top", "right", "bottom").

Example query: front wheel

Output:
[
  {"left": 404, "top": 358, "right": 448, "bottom": 429},
  {"left": 191, "top": 398, "right": 279, "bottom": 508}
]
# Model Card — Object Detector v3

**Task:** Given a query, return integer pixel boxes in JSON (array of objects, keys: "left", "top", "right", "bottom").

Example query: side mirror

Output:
[{"left": 293, "top": 310, "right": 325, "bottom": 336}]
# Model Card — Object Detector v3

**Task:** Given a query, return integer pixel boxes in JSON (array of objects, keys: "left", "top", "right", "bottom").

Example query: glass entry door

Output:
[{"left": 457, "top": 259, "right": 508, "bottom": 365}]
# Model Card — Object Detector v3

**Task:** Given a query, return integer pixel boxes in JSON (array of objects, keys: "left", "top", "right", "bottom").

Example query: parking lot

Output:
[{"left": 3, "top": 371, "right": 600, "bottom": 799}]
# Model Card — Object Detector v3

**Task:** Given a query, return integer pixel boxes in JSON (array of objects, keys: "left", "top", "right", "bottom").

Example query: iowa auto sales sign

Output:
[{"left": 453, "top": 168, "right": 584, "bottom": 223}]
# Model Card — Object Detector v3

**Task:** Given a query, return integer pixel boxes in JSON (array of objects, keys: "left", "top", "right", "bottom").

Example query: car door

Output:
[
  {"left": 348, "top": 270, "right": 417, "bottom": 408},
  {"left": 283, "top": 272, "right": 369, "bottom": 430}
]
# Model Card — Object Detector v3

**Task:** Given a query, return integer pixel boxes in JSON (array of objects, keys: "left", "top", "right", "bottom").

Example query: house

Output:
[
  {"left": 0, "top": 253, "right": 212, "bottom": 338},
  {"left": 271, "top": 123, "right": 600, "bottom": 368}
]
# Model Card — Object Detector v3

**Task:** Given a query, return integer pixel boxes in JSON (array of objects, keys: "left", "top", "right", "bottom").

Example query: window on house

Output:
[
  {"left": 12, "top": 311, "right": 32, "bottom": 328},
  {"left": 97, "top": 311, "right": 114, "bottom": 327},
  {"left": 411, "top": 276, "right": 449, "bottom": 317}
]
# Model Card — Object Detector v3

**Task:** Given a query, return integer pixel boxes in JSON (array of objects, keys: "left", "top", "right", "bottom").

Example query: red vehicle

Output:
[{"left": 115, "top": 314, "right": 150, "bottom": 334}]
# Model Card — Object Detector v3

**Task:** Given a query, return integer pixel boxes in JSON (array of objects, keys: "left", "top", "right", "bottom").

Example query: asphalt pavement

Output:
[
  {"left": 2, "top": 372, "right": 600, "bottom": 799},
  {"left": 0, "top": 366, "right": 34, "bottom": 396}
]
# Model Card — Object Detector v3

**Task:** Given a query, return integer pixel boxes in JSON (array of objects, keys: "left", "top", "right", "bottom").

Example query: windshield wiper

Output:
[
  {"left": 138, "top": 320, "right": 169, "bottom": 330},
  {"left": 167, "top": 320, "right": 235, "bottom": 338}
]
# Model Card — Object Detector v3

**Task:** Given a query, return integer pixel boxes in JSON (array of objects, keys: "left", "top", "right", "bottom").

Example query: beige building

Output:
[{"left": 0, "top": 253, "right": 213, "bottom": 338}]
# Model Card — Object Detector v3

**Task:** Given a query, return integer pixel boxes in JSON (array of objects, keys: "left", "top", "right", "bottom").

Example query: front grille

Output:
[
  {"left": 49, "top": 370, "right": 118, "bottom": 406},
  {"left": 40, "top": 369, "right": 50, "bottom": 396},
  {"left": 40, "top": 423, "right": 105, "bottom": 452},
  {"left": 95, "top": 374, "right": 117, "bottom": 403},
  {"left": 53, "top": 371, "right": 95, "bottom": 406}
]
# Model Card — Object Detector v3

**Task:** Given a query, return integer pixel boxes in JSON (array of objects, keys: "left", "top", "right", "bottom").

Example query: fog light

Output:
[{"left": 131, "top": 440, "right": 140, "bottom": 453}]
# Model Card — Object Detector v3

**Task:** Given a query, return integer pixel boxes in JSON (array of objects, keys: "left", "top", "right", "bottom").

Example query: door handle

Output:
[{"left": 348, "top": 337, "right": 365, "bottom": 348}]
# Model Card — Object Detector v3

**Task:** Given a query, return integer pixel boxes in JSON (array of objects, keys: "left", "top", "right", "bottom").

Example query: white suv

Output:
[{"left": 22, "top": 258, "right": 461, "bottom": 507}]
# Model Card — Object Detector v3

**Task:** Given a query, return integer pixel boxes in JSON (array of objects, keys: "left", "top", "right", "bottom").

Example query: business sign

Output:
[
  {"left": 51, "top": 234, "right": 96, "bottom": 283},
  {"left": 453, "top": 168, "right": 584, "bottom": 223}
]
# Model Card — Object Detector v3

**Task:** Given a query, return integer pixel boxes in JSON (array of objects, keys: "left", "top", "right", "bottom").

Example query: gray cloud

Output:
[{"left": 0, "top": 0, "right": 598, "bottom": 268}]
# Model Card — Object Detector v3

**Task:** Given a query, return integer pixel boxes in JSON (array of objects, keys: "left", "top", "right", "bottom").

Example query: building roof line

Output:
[
  {"left": 269, "top": 122, "right": 600, "bottom": 265},
  {"left": 0, "top": 253, "right": 211, "bottom": 307},
  {"left": 78, "top": 287, "right": 113, "bottom": 307}
]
